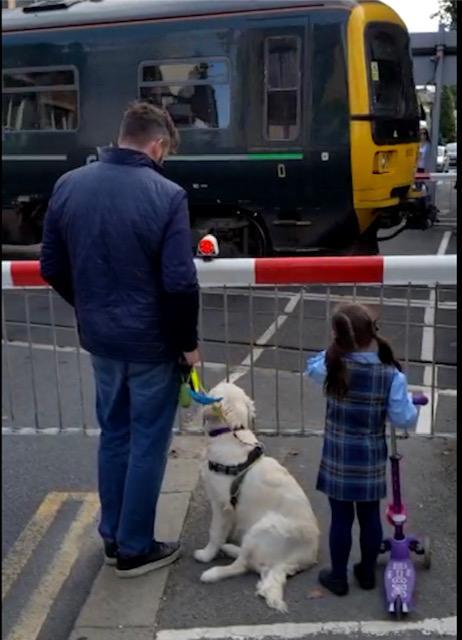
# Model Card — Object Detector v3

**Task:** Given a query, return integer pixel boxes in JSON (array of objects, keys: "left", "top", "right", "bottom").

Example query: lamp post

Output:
[{"left": 429, "top": 23, "right": 445, "bottom": 172}]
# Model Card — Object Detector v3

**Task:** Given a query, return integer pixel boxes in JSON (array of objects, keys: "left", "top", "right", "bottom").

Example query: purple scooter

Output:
[{"left": 380, "top": 392, "right": 431, "bottom": 619}]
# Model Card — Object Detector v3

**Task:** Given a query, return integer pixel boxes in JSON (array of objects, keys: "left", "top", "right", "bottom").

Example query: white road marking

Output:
[
  {"left": 228, "top": 294, "right": 301, "bottom": 384},
  {"left": 155, "top": 616, "right": 457, "bottom": 639},
  {"left": 416, "top": 231, "right": 453, "bottom": 435}
]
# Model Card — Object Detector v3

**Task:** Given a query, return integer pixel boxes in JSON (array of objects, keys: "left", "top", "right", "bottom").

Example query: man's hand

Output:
[{"left": 183, "top": 348, "right": 201, "bottom": 367}]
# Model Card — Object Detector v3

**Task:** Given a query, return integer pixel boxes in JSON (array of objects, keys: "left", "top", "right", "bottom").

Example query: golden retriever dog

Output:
[{"left": 194, "top": 382, "right": 320, "bottom": 612}]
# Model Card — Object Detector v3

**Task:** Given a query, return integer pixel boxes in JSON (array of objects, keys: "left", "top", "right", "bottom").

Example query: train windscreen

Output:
[{"left": 366, "top": 23, "right": 419, "bottom": 144}]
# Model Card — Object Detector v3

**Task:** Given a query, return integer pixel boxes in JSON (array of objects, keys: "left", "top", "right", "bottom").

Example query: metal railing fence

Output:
[{"left": 2, "top": 277, "right": 456, "bottom": 438}]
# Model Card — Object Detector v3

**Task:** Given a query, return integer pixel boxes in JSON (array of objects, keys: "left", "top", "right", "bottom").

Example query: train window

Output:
[
  {"left": 366, "top": 25, "right": 418, "bottom": 119},
  {"left": 2, "top": 66, "right": 79, "bottom": 132},
  {"left": 264, "top": 36, "right": 301, "bottom": 141},
  {"left": 138, "top": 59, "right": 230, "bottom": 129}
]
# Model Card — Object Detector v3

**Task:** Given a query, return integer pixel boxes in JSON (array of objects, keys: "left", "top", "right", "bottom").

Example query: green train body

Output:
[{"left": 2, "top": 0, "right": 429, "bottom": 257}]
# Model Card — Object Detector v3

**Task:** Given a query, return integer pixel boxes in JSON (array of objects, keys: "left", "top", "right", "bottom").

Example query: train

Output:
[{"left": 2, "top": 0, "right": 435, "bottom": 258}]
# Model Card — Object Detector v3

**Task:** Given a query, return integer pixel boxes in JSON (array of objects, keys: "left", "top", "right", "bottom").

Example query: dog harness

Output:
[{"left": 208, "top": 431, "right": 264, "bottom": 507}]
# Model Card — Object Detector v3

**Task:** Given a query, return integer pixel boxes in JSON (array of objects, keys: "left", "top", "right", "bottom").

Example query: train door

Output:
[{"left": 244, "top": 21, "right": 311, "bottom": 252}]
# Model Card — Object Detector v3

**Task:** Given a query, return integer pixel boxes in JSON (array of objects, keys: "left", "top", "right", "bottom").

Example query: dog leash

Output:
[{"left": 179, "top": 365, "right": 222, "bottom": 407}]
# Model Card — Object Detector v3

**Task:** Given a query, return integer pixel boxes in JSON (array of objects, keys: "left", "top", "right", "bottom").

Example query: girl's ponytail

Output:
[
  {"left": 375, "top": 334, "right": 402, "bottom": 372},
  {"left": 324, "top": 309, "right": 359, "bottom": 398},
  {"left": 324, "top": 341, "right": 349, "bottom": 398}
]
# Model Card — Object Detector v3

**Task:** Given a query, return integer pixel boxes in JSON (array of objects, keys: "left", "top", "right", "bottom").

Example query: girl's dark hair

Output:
[{"left": 324, "top": 303, "right": 401, "bottom": 399}]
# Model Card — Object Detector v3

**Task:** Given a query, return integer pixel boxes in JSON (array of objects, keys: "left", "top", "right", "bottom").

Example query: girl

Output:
[{"left": 306, "top": 303, "right": 418, "bottom": 596}]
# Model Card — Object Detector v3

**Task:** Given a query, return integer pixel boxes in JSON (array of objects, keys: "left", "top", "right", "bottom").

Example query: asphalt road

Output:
[
  {"left": 1, "top": 434, "right": 100, "bottom": 640},
  {"left": 1, "top": 177, "right": 457, "bottom": 640}
]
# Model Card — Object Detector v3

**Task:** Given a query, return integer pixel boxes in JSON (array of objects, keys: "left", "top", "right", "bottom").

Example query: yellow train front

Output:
[
  {"left": 2, "top": 0, "right": 434, "bottom": 257},
  {"left": 347, "top": 0, "right": 434, "bottom": 252}
]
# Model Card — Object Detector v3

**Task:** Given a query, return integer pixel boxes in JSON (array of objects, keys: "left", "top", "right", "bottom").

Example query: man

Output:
[{"left": 40, "top": 102, "right": 200, "bottom": 577}]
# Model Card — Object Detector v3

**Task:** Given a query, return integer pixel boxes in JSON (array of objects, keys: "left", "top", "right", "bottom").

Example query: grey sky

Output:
[{"left": 383, "top": 0, "right": 440, "bottom": 32}]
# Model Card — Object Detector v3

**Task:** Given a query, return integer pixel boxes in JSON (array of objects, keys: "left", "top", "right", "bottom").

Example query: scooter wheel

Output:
[
  {"left": 394, "top": 596, "right": 403, "bottom": 620},
  {"left": 423, "top": 536, "right": 431, "bottom": 569}
]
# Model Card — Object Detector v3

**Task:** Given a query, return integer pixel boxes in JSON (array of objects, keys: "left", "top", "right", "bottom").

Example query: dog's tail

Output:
[{"left": 256, "top": 565, "right": 288, "bottom": 613}]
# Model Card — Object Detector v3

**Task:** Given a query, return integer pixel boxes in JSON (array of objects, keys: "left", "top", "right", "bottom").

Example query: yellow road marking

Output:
[
  {"left": 6, "top": 493, "right": 99, "bottom": 640},
  {"left": 2, "top": 492, "right": 99, "bottom": 601},
  {"left": 2, "top": 492, "right": 65, "bottom": 600}
]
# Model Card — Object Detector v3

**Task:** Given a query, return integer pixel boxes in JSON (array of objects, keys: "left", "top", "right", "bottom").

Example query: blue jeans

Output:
[{"left": 91, "top": 356, "right": 180, "bottom": 557}]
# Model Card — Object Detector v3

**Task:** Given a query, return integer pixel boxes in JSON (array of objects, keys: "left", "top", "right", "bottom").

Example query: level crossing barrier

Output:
[{"left": 2, "top": 256, "right": 456, "bottom": 437}]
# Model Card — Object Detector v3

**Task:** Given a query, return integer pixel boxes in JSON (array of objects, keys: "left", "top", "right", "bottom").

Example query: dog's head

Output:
[{"left": 201, "top": 382, "right": 256, "bottom": 432}]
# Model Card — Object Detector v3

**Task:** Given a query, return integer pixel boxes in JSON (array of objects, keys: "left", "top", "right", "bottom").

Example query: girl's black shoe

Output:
[
  {"left": 353, "top": 562, "right": 376, "bottom": 589},
  {"left": 318, "top": 568, "right": 349, "bottom": 596}
]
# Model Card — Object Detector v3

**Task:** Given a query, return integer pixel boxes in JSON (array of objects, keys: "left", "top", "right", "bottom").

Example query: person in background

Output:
[
  {"left": 40, "top": 101, "right": 200, "bottom": 577},
  {"left": 417, "top": 128, "right": 432, "bottom": 173},
  {"left": 305, "top": 303, "right": 418, "bottom": 596}
]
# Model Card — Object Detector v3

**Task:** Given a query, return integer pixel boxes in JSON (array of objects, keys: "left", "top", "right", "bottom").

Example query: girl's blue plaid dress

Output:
[{"left": 306, "top": 351, "right": 417, "bottom": 502}]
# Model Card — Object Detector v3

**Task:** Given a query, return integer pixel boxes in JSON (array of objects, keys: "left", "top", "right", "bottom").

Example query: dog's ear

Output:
[{"left": 244, "top": 396, "right": 256, "bottom": 426}]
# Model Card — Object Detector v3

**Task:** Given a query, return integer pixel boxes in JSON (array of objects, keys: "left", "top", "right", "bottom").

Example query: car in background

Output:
[
  {"left": 436, "top": 145, "right": 449, "bottom": 172},
  {"left": 446, "top": 142, "right": 457, "bottom": 170}
]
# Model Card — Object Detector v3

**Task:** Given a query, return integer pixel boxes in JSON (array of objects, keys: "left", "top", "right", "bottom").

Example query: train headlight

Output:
[{"left": 374, "top": 151, "right": 392, "bottom": 174}]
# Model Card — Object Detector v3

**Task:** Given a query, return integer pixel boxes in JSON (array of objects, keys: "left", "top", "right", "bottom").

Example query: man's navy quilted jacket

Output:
[{"left": 40, "top": 147, "right": 199, "bottom": 362}]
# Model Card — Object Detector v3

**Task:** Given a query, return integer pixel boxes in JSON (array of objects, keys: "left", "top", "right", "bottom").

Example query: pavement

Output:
[
  {"left": 38, "top": 433, "right": 454, "bottom": 640},
  {"left": 3, "top": 432, "right": 454, "bottom": 640},
  {"left": 153, "top": 436, "right": 456, "bottom": 639}
]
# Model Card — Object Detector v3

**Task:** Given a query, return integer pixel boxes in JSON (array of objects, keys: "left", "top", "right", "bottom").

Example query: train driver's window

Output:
[
  {"left": 264, "top": 36, "right": 301, "bottom": 141},
  {"left": 367, "top": 25, "right": 417, "bottom": 119},
  {"left": 138, "top": 59, "right": 230, "bottom": 129},
  {"left": 2, "top": 67, "right": 79, "bottom": 132}
]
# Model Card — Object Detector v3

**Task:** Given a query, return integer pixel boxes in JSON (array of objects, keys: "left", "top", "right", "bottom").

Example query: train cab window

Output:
[
  {"left": 264, "top": 36, "right": 301, "bottom": 141},
  {"left": 2, "top": 67, "right": 79, "bottom": 132},
  {"left": 138, "top": 60, "right": 230, "bottom": 129},
  {"left": 366, "top": 24, "right": 419, "bottom": 142}
]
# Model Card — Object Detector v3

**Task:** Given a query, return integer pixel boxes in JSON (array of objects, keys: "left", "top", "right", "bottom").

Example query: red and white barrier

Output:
[
  {"left": 2, "top": 255, "right": 456, "bottom": 288},
  {"left": 415, "top": 172, "right": 456, "bottom": 181}
]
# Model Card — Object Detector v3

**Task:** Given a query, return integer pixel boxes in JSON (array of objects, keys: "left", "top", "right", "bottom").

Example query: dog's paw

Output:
[
  {"left": 267, "top": 598, "right": 289, "bottom": 614},
  {"left": 257, "top": 589, "right": 288, "bottom": 613},
  {"left": 194, "top": 548, "right": 216, "bottom": 563},
  {"left": 200, "top": 567, "right": 221, "bottom": 583}
]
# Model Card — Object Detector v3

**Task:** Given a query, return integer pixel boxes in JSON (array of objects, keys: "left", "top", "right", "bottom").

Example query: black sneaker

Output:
[
  {"left": 116, "top": 541, "right": 181, "bottom": 578},
  {"left": 353, "top": 562, "right": 376, "bottom": 590},
  {"left": 318, "top": 568, "right": 349, "bottom": 596},
  {"left": 104, "top": 540, "right": 118, "bottom": 566}
]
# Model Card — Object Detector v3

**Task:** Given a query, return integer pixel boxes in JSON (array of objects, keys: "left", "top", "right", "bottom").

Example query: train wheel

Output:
[{"left": 247, "top": 217, "right": 268, "bottom": 257}]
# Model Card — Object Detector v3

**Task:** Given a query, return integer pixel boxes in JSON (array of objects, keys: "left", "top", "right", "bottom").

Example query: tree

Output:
[
  {"left": 432, "top": 0, "right": 457, "bottom": 29},
  {"left": 439, "top": 85, "right": 456, "bottom": 143}
]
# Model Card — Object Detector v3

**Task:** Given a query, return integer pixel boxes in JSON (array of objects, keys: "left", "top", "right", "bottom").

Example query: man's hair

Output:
[{"left": 118, "top": 101, "right": 179, "bottom": 153}]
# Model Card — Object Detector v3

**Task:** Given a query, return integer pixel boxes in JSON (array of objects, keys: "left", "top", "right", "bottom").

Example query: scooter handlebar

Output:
[{"left": 411, "top": 392, "right": 429, "bottom": 406}]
